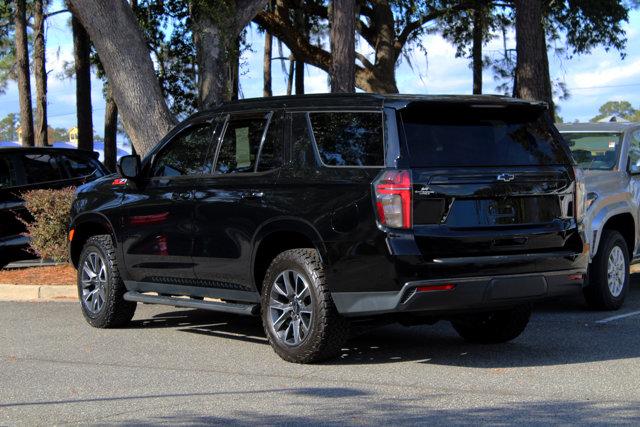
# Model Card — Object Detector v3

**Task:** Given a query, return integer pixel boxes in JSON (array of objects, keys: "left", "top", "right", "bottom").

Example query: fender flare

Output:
[
  {"left": 589, "top": 200, "right": 636, "bottom": 258},
  {"left": 69, "top": 212, "right": 117, "bottom": 266},
  {"left": 250, "top": 217, "right": 328, "bottom": 282}
]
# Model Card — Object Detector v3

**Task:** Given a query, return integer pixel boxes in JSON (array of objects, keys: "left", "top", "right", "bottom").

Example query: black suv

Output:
[
  {"left": 69, "top": 94, "right": 588, "bottom": 363},
  {"left": 1, "top": 147, "right": 108, "bottom": 267}
]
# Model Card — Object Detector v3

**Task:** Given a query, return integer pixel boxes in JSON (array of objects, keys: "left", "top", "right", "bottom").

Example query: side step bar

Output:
[{"left": 124, "top": 291, "right": 259, "bottom": 316}]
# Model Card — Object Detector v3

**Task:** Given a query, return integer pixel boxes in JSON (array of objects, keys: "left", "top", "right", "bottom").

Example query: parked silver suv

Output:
[{"left": 558, "top": 122, "right": 640, "bottom": 310}]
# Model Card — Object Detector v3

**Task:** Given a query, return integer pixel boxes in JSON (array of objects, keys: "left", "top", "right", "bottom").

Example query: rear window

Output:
[
  {"left": 21, "top": 153, "right": 63, "bottom": 183},
  {"left": 309, "top": 112, "right": 384, "bottom": 167},
  {"left": 400, "top": 107, "right": 569, "bottom": 167},
  {"left": 0, "top": 156, "right": 18, "bottom": 188},
  {"left": 560, "top": 132, "right": 622, "bottom": 170},
  {"left": 59, "top": 153, "right": 106, "bottom": 179}
]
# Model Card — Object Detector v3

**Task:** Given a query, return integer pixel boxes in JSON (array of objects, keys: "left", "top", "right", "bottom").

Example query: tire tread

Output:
[
  {"left": 584, "top": 230, "right": 628, "bottom": 311},
  {"left": 261, "top": 248, "right": 349, "bottom": 363},
  {"left": 78, "top": 234, "right": 136, "bottom": 328}
]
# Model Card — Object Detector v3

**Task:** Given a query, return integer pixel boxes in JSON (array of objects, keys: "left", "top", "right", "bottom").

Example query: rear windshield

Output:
[
  {"left": 400, "top": 106, "right": 569, "bottom": 167},
  {"left": 560, "top": 132, "right": 622, "bottom": 170}
]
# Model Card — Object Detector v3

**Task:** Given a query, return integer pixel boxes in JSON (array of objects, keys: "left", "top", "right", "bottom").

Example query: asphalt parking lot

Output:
[{"left": 2, "top": 277, "right": 640, "bottom": 425}]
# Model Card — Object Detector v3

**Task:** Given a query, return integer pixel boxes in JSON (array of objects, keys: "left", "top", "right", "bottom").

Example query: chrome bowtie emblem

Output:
[
  {"left": 496, "top": 173, "right": 515, "bottom": 182},
  {"left": 416, "top": 186, "right": 435, "bottom": 196}
]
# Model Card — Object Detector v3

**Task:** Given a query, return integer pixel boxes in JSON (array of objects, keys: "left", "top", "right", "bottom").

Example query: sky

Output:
[{"left": 0, "top": 3, "right": 639, "bottom": 137}]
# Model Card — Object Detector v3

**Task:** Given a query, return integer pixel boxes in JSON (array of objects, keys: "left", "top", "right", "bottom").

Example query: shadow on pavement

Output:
[
  {"left": 109, "top": 398, "right": 640, "bottom": 425},
  {"left": 125, "top": 275, "right": 640, "bottom": 368}
]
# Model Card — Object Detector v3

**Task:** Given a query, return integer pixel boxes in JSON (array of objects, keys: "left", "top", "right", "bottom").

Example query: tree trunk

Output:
[
  {"left": 34, "top": 0, "right": 48, "bottom": 147},
  {"left": 286, "top": 55, "right": 294, "bottom": 95},
  {"left": 263, "top": 30, "right": 273, "bottom": 97},
  {"left": 472, "top": 5, "right": 483, "bottom": 95},
  {"left": 104, "top": 85, "right": 118, "bottom": 173},
  {"left": 68, "top": 0, "right": 175, "bottom": 156},
  {"left": 254, "top": 5, "right": 399, "bottom": 94},
  {"left": 295, "top": 59, "right": 304, "bottom": 94},
  {"left": 330, "top": 0, "right": 356, "bottom": 93},
  {"left": 14, "top": 0, "right": 34, "bottom": 147},
  {"left": 192, "top": 11, "right": 227, "bottom": 107},
  {"left": 231, "top": 37, "right": 240, "bottom": 101},
  {"left": 72, "top": 15, "right": 93, "bottom": 151},
  {"left": 192, "top": 0, "right": 267, "bottom": 108},
  {"left": 514, "top": 0, "right": 554, "bottom": 116}
]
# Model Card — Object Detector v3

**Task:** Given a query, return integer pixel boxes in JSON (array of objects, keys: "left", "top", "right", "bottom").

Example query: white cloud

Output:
[{"left": 569, "top": 59, "right": 640, "bottom": 88}]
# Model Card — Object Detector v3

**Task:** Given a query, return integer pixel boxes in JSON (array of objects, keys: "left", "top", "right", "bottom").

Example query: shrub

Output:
[{"left": 20, "top": 187, "right": 76, "bottom": 263}]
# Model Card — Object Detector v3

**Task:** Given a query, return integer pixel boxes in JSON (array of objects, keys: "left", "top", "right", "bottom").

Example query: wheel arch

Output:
[
  {"left": 599, "top": 212, "right": 635, "bottom": 259},
  {"left": 69, "top": 213, "right": 117, "bottom": 268},
  {"left": 251, "top": 218, "right": 328, "bottom": 294}
]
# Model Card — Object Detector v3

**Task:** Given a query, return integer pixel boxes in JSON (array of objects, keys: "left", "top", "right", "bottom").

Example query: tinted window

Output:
[
  {"left": 0, "top": 156, "right": 18, "bottom": 187},
  {"left": 22, "top": 153, "right": 63, "bottom": 183},
  {"left": 215, "top": 113, "right": 269, "bottom": 174},
  {"left": 561, "top": 132, "right": 622, "bottom": 170},
  {"left": 290, "top": 113, "right": 316, "bottom": 169},
  {"left": 309, "top": 112, "right": 383, "bottom": 166},
  {"left": 152, "top": 124, "right": 214, "bottom": 177},
  {"left": 59, "top": 153, "right": 106, "bottom": 179},
  {"left": 257, "top": 113, "right": 283, "bottom": 172},
  {"left": 401, "top": 107, "right": 568, "bottom": 167}
]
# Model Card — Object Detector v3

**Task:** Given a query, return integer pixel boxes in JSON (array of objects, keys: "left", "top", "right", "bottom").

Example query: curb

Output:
[{"left": 0, "top": 284, "right": 77, "bottom": 301}]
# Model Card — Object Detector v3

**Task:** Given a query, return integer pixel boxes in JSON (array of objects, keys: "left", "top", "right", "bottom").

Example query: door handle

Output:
[{"left": 172, "top": 191, "right": 193, "bottom": 200}]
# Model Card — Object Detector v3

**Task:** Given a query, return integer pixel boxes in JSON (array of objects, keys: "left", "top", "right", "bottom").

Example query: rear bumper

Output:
[{"left": 331, "top": 269, "right": 585, "bottom": 316}]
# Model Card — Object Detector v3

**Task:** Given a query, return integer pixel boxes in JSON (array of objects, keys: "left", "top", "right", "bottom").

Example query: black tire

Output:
[
  {"left": 77, "top": 234, "right": 136, "bottom": 328},
  {"left": 451, "top": 304, "right": 531, "bottom": 344},
  {"left": 260, "top": 249, "right": 349, "bottom": 363},
  {"left": 583, "top": 230, "right": 629, "bottom": 311}
]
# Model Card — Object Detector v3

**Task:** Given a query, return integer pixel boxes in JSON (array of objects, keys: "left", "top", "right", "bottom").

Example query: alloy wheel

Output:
[
  {"left": 607, "top": 245, "right": 626, "bottom": 298},
  {"left": 268, "top": 270, "right": 313, "bottom": 346},
  {"left": 81, "top": 251, "right": 108, "bottom": 314}
]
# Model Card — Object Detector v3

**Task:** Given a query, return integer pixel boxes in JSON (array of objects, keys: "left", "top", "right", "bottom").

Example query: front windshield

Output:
[{"left": 561, "top": 132, "right": 623, "bottom": 170}]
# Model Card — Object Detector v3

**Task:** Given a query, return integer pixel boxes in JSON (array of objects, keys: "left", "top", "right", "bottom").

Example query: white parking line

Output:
[{"left": 595, "top": 310, "right": 640, "bottom": 324}]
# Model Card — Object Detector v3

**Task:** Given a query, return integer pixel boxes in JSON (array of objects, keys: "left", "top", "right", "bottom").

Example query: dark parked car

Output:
[
  {"left": 0, "top": 147, "right": 108, "bottom": 267},
  {"left": 69, "top": 94, "right": 589, "bottom": 363}
]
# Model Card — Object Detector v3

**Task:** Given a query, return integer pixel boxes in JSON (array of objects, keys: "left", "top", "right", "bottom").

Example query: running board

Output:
[{"left": 123, "top": 291, "right": 258, "bottom": 316}]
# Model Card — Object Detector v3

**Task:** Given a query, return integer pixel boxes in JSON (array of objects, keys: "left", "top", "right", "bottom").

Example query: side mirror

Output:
[{"left": 118, "top": 155, "right": 141, "bottom": 179}]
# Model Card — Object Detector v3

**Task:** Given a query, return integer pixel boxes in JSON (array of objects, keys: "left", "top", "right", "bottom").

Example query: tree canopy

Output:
[{"left": 590, "top": 101, "right": 640, "bottom": 122}]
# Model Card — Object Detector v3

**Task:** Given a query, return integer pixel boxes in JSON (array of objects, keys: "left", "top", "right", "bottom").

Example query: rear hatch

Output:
[{"left": 398, "top": 102, "right": 580, "bottom": 258}]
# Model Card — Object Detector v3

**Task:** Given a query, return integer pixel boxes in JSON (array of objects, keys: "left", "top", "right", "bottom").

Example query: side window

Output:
[
  {"left": 215, "top": 113, "right": 269, "bottom": 174},
  {"left": 256, "top": 113, "right": 283, "bottom": 172},
  {"left": 152, "top": 124, "right": 214, "bottom": 177},
  {"left": 59, "top": 154, "right": 105, "bottom": 179},
  {"left": 630, "top": 129, "right": 640, "bottom": 167},
  {"left": 0, "top": 156, "right": 18, "bottom": 188},
  {"left": 21, "top": 153, "right": 63, "bottom": 184},
  {"left": 308, "top": 111, "right": 384, "bottom": 167}
]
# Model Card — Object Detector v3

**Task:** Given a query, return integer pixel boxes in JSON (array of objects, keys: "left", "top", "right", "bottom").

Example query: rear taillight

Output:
[
  {"left": 373, "top": 169, "right": 412, "bottom": 229},
  {"left": 573, "top": 167, "right": 586, "bottom": 222}
]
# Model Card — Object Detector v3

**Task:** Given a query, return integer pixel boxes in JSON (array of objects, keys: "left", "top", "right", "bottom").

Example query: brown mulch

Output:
[{"left": 0, "top": 264, "right": 76, "bottom": 286}]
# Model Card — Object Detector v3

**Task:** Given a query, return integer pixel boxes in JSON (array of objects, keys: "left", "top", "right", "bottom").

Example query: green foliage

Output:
[
  {"left": 590, "top": 101, "right": 639, "bottom": 122},
  {"left": 133, "top": 0, "right": 197, "bottom": 117},
  {"left": 20, "top": 187, "right": 76, "bottom": 263},
  {"left": 439, "top": 1, "right": 510, "bottom": 60},
  {"left": 0, "top": 113, "right": 18, "bottom": 140},
  {"left": 0, "top": 2, "right": 16, "bottom": 95},
  {"left": 436, "top": 0, "right": 633, "bottom": 96},
  {"left": 49, "top": 126, "right": 68, "bottom": 142}
]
